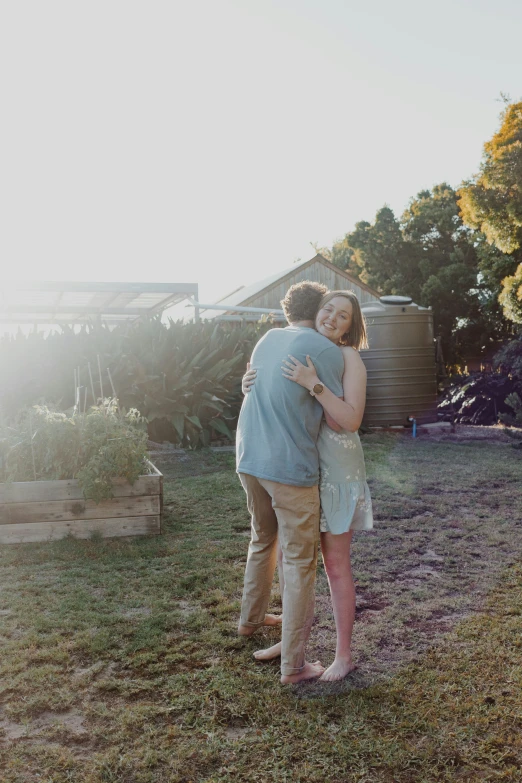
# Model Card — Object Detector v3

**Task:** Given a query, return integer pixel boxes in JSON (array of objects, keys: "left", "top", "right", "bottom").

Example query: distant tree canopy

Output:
[
  {"left": 330, "top": 102, "right": 522, "bottom": 361},
  {"left": 499, "top": 264, "right": 522, "bottom": 324},
  {"left": 458, "top": 101, "right": 522, "bottom": 324},
  {"left": 458, "top": 102, "right": 522, "bottom": 255},
  {"left": 331, "top": 184, "right": 495, "bottom": 363}
]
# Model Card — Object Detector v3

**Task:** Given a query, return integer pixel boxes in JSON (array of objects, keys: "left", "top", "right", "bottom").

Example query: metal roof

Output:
[
  {"left": 199, "top": 255, "right": 380, "bottom": 320},
  {"left": 199, "top": 262, "right": 303, "bottom": 320},
  {"left": 0, "top": 281, "right": 199, "bottom": 326}
]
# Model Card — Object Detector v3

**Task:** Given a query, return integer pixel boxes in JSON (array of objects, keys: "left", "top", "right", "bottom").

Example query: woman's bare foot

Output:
[
  {"left": 253, "top": 641, "right": 282, "bottom": 661},
  {"left": 238, "top": 613, "right": 282, "bottom": 636},
  {"left": 281, "top": 660, "right": 325, "bottom": 684},
  {"left": 319, "top": 657, "right": 356, "bottom": 682}
]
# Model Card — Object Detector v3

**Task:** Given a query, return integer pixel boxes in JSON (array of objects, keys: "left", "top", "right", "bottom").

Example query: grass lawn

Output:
[{"left": 0, "top": 433, "right": 521, "bottom": 782}]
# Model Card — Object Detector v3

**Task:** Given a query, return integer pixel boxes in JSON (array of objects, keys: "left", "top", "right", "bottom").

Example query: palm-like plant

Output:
[{"left": 0, "top": 318, "right": 272, "bottom": 447}]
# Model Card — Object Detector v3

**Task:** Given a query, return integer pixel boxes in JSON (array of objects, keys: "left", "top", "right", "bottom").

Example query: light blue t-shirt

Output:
[{"left": 236, "top": 326, "right": 344, "bottom": 487}]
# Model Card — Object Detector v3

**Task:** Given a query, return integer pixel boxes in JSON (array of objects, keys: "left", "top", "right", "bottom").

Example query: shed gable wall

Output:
[{"left": 242, "top": 260, "right": 379, "bottom": 309}]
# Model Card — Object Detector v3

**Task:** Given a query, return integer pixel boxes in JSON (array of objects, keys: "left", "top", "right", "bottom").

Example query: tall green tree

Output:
[
  {"left": 458, "top": 101, "right": 522, "bottom": 324},
  {"left": 458, "top": 102, "right": 522, "bottom": 255},
  {"left": 331, "top": 206, "right": 418, "bottom": 295},
  {"left": 499, "top": 264, "right": 522, "bottom": 323},
  {"left": 331, "top": 184, "right": 492, "bottom": 363}
]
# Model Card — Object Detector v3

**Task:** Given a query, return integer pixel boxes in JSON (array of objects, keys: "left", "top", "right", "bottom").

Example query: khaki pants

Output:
[{"left": 239, "top": 474, "right": 319, "bottom": 676}]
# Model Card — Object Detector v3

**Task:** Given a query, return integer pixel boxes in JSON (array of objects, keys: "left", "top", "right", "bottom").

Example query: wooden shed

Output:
[{"left": 200, "top": 255, "right": 380, "bottom": 321}]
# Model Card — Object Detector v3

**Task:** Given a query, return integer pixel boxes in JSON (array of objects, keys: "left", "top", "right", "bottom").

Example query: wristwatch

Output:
[{"left": 310, "top": 382, "right": 325, "bottom": 397}]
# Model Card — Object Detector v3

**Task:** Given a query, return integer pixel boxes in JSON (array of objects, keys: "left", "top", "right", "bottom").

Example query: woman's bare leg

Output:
[
  {"left": 320, "top": 530, "right": 357, "bottom": 681},
  {"left": 254, "top": 544, "right": 284, "bottom": 660}
]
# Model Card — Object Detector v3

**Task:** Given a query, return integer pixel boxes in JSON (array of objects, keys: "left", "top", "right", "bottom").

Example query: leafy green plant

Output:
[
  {"left": 493, "top": 333, "right": 522, "bottom": 381},
  {"left": 0, "top": 399, "right": 150, "bottom": 502},
  {"left": 499, "top": 392, "right": 522, "bottom": 427},
  {"left": 113, "top": 318, "right": 267, "bottom": 447},
  {"left": 437, "top": 371, "right": 518, "bottom": 425},
  {"left": 75, "top": 400, "right": 149, "bottom": 503},
  {"left": 493, "top": 334, "right": 522, "bottom": 427},
  {"left": 0, "top": 317, "right": 272, "bottom": 448},
  {"left": 438, "top": 334, "right": 522, "bottom": 427}
]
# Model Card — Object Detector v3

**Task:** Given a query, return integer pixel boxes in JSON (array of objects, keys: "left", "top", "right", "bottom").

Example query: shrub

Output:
[
  {"left": 500, "top": 393, "right": 522, "bottom": 427},
  {"left": 437, "top": 371, "right": 518, "bottom": 425},
  {"left": 0, "top": 400, "right": 150, "bottom": 502},
  {"left": 493, "top": 334, "right": 522, "bottom": 380},
  {"left": 0, "top": 318, "right": 273, "bottom": 448},
  {"left": 438, "top": 334, "right": 522, "bottom": 426},
  {"left": 493, "top": 334, "right": 522, "bottom": 427}
]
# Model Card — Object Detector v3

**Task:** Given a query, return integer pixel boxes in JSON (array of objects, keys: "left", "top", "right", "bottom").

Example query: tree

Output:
[
  {"left": 498, "top": 263, "right": 522, "bottom": 324},
  {"left": 331, "top": 206, "right": 418, "bottom": 295},
  {"left": 458, "top": 102, "right": 522, "bottom": 254},
  {"left": 458, "top": 101, "right": 522, "bottom": 323},
  {"left": 331, "top": 185, "right": 491, "bottom": 363}
]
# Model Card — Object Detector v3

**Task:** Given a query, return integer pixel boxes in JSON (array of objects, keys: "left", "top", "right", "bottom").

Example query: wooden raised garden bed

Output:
[{"left": 0, "top": 461, "right": 163, "bottom": 544}]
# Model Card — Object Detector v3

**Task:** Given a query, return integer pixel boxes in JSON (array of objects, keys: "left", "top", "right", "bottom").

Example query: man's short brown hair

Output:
[{"left": 281, "top": 281, "right": 328, "bottom": 323}]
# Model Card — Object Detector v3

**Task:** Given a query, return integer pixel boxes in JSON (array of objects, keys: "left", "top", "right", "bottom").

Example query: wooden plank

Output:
[
  {"left": 0, "top": 472, "right": 161, "bottom": 504},
  {"left": 111, "top": 474, "right": 161, "bottom": 497},
  {"left": 145, "top": 459, "right": 163, "bottom": 478},
  {"left": 0, "top": 515, "right": 161, "bottom": 545},
  {"left": 0, "top": 494, "right": 160, "bottom": 525}
]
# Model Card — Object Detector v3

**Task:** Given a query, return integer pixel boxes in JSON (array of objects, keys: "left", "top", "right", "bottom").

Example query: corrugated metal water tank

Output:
[{"left": 360, "top": 296, "right": 438, "bottom": 426}]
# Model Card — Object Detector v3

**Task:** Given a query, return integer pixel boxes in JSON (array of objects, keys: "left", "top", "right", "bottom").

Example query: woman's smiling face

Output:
[{"left": 315, "top": 296, "right": 353, "bottom": 343}]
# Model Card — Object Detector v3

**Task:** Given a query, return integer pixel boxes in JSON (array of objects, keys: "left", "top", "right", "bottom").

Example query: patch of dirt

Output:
[
  {"left": 403, "top": 565, "right": 442, "bottom": 579},
  {"left": 151, "top": 449, "right": 234, "bottom": 479},
  {"left": 147, "top": 441, "right": 185, "bottom": 453},
  {"left": 72, "top": 660, "right": 116, "bottom": 680},
  {"left": 225, "top": 726, "right": 250, "bottom": 740},
  {"left": 121, "top": 607, "right": 152, "bottom": 619},
  {"left": 419, "top": 549, "right": 444, "bottom": 562},
  {"left": 422, "top": 424, "right": 520, "bottom": 444},
  {"left": 176, "top": 599, "right": 198, "bottom": 616},
  {"left": 357, "top": 600, "right": 389, "bottom": 613},
  {"left": 412, "top": 609, "right": 477, "bottom": 636},
  {"left": 0, "top": 709, "right": 87, "bottom": 742}
]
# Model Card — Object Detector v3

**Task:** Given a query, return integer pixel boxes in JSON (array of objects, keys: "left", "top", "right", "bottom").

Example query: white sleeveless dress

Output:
[{"left": 317, "top": 421, "right": 373, "bottom": 534}]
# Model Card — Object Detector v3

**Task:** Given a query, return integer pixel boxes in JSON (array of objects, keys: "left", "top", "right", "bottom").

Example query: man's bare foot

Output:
[
  {"left": 281, "top": 660, "right": 325, "bottom": 684},
  {"left": 238, "top": 614, "right": 282, "bottom": 636},
  {"left": 319, "top": 657, "right": 356, "bottom": 682},
  {"left": 253, "top": 641, "right": 282, "bottom": 661}
]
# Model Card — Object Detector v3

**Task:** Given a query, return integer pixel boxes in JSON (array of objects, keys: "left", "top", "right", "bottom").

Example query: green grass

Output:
[{"left": 0, "top": 436, "right": 521, "bottom": 781}]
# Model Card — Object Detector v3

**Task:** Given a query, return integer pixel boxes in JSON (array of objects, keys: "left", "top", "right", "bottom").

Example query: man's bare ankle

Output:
[
  {"left": 280, "top": 660, "right": 324, "bottom": 684},
  {"left": 237, "top": 623, "right": 256, "bottom": 637}
]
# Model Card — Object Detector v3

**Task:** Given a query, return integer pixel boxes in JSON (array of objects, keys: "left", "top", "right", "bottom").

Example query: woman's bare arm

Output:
[{"left": 324, "top": 411, "right": 343, "bottom": 432}]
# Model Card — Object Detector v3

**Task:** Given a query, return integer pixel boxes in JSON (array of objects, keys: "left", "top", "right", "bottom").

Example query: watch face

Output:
[{"left": 313, "top": 383, "right": 324, "bottom": 395}]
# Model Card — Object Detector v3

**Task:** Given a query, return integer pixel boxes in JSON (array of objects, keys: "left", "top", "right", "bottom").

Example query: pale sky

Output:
[{"left": 1, "top": 0, "right": 521, "bottom": 312}]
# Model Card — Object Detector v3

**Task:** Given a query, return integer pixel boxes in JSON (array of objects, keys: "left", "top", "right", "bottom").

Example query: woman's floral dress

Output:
[{"left": 317, "top": 422, "right": 373, "bottom": 534}]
